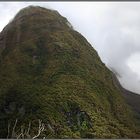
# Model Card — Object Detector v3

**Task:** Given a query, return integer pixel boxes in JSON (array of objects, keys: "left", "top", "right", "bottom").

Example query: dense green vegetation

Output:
[{"left": 0, "top": 6, "right": 139, "bottom": 138}]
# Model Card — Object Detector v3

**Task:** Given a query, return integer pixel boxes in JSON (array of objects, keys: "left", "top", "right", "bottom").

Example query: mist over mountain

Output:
[
  {"left": 0, "top": 6, "right": 139, "bottom": 138},
  {"left": 1, "top": 2, "right": 140, "bottom": 94}
]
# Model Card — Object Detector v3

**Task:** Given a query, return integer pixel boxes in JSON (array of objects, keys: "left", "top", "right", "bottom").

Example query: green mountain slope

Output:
[
  {"left": 0, "top": 6, "right": 139, "bottom": 138},
  {"left": 111, "top": 73, "right": 140, "bottom": 126}
]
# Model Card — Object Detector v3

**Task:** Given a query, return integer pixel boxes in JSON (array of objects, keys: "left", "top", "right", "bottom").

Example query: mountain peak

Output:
[
  {"left": 14, "top": 5, "right": 58, "bottom": 19},
  {"left": 0, "top": 6, "right": 139, "bottom": 138},
  {"left": 1, "top": 5, "right": 73, "bottom": 38},
  {"left": 0, "top": 5, "right": 73, "bottom": 50}
]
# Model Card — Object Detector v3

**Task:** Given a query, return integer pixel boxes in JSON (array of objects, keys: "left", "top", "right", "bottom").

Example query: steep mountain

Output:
[{"left": 0, "top": 6, "right": 139, "bottom": 138}]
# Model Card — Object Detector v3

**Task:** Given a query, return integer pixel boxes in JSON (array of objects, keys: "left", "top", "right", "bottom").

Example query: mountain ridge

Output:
[{"left": 0, "top": 6, "right": 139, "bottom": 138}]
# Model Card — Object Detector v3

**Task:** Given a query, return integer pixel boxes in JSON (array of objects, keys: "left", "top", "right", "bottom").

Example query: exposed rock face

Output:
[{"left": 0, "top": 6, "right": 139, "bottom": 138}]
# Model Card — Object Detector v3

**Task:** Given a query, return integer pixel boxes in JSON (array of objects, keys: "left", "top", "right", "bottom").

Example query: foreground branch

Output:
[
  {"left": 32, "top": 119, "right": 45, "bottom": 139},
  {"left": 7, "top": 119, "right": 45, "bottom": 139}
]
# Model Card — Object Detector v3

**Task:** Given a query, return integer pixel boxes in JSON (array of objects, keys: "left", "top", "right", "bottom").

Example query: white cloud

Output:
[{"left": 127, "top": 53, "right": 140, "bottom": 77}]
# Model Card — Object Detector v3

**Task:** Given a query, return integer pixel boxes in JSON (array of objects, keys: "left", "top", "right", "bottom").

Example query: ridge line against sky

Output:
[{"left": 1, "top": 2, "right": 140, "bottom": 94}]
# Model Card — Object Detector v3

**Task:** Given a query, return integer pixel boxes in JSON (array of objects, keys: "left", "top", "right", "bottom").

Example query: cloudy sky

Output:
[{"left": 0, "top": 2, "right": 140, "bottom": 94}]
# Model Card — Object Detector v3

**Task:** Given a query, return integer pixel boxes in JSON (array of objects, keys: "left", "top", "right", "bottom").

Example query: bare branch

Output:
[
  {"left": 16, "top": 125, "right": 24, "bottom": 139},
  {"left": 11, "top": 119, "right": 18, "bottom": 138},
  {"left": 17, "top": 133, "right": 22, "bottom": 139},
  {"left": 27, "top": 121, "right": 31, "bottom": 135},
  {"left": 17, "top": 124, "right": 30, "bottom": 139},
  {"left": 7, "top": 119, "right": 45, "bottom": 139},
  {"left": 7, "top": 121, "right": 11, "bottom": 139},
  {"left": 21, "top": 126, "right": 24, "bottom": 139},
  {"left": 32, "top": 119, "right": 45, "bottom": 139},
  {"left": 25, "top": 121, "right": 31, "bottom": 138}
]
